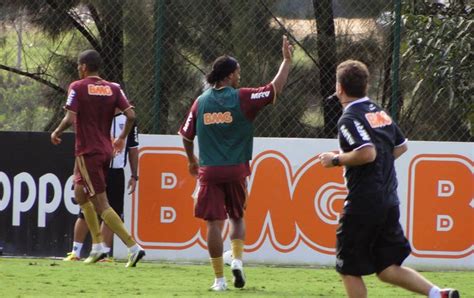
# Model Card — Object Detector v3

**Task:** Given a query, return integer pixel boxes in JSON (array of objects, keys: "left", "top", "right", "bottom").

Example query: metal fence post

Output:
[
  {"left": 153, "top": 0, "right": 165, "bottom": 134},
  {"left": 391, "top": 0, "right": 402, "bottom": 121}
]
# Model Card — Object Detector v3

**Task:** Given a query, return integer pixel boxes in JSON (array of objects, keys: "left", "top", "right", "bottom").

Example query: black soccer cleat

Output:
[
  {"left": 231, "top": 259, "right": 246, "bottom": 288},
  {"left": 125, "top": 249, "right": 145, "bottom": 268},
  {"left": 440, "top": 288, "right": 460, "bottom": 298}
]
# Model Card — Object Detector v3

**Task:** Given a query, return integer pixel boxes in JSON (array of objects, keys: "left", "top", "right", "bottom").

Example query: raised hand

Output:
[{"left": 282, "top": 35, "right": 293, "bottom": 61}]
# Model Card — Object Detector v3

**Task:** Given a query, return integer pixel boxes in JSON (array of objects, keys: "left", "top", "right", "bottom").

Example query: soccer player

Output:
[
  {"left": 63, "top": 111, "right": 139, "bottom": 262},
  {"left": 319, "top": 60, "right": 459, "bottom": 298},
  {"left": 179, "top": 35, "right": 292, "bottom": 291},
  {"left": 51, "top": 49, "right": 145, "bottom": 268}
]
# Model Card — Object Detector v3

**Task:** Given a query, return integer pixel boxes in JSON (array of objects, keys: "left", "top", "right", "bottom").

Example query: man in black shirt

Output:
[{"left": 320, "top": 60, "right": 459, "bottom": 298}]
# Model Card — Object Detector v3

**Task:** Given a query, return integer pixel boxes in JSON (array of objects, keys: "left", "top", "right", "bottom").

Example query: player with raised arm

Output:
[
  {"left": 319, "top": 60, "right": 459, "bottom": 298},
  {"left": 178, "top": 36, "right": 293, "bottom": 291},
  {"left": 51, "top": 49, "right": 145, "bottom": 268}
]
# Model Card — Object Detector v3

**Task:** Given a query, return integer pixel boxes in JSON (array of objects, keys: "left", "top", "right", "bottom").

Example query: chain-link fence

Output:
[{"left": 0, "top": 0, "right": 472, "bottom": 141}]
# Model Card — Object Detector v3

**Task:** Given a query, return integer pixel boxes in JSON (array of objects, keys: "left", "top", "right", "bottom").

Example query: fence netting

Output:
[{"left": 0, "top": 0, "right": 471, "bottom": 141}]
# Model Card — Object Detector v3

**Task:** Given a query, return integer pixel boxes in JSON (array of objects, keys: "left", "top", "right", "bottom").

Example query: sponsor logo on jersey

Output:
[
  {"left": 66, "top": 89, "right": 76, "bottom": 106},
  {"left": 203, "top": 112, "right": 233, "bottom": 125},
  {"left": 354, "top": 120, "right": 371, "bottom": 141},
  {"left": 133, "top": 126, "right": 139, "bottom": 143},
  {"left": 340, "top": 124, "right": 355, "bottom": 145},
  {"left": 182, "top": 112, "right": 193, "bottom": 132},
  {"left": 88, "top": 84, "right": 113, "bottom": 96},
  {"left": 365, "top": 111, "right": 392, "bottom": 128},
  {"left": 250, "top": 91, "right": 271, "bottom": 100}
]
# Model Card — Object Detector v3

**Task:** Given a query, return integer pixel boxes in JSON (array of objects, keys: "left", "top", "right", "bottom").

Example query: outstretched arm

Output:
[{"left": 271, "top": 35, "right": 293, "bottom": 94}]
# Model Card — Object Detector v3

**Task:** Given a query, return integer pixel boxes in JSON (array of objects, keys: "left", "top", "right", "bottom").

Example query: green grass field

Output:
[{"left": 1, "top": 258, "right": 472, "bottom": 297}]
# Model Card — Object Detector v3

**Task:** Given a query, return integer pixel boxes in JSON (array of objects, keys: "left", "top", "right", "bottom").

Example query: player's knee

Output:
[
  {"left": 376, "top": 272, "right": 388, "bottom": 283},
  {"left": 376, "top": 265, "right": 398, "bottom": 283}
]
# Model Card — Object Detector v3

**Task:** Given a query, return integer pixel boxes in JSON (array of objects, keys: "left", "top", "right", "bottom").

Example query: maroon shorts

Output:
[
  {"left": 74, "top": 153, "right": 111, "bottom": 197},
  {"left": 194, "top": 179, "right": 248, "bottom": 221}
]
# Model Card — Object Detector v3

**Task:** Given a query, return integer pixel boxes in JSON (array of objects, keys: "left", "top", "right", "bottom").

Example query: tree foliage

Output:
[
  {"left": 0, "top": 0, "right": 471, "bottom": 141},
  {"left": 0, "top": 73, "right": 50, "bottom": 131},
  {"left": 399, "top": 0, "right": 472, "bottom": 141}
]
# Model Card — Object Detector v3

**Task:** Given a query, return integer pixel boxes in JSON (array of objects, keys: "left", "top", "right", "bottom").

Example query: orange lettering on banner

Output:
[
  {"left": 245, "top": 151, "right": 345, "bottom": 254},
  {"left": 407, "top": 154, "right": 473, "bottom": 258},
  {"left": 133, "top": 148, "right": 473, "bottom": 259},
  {"left": 291, "top": 155, "right": 346, "bottom": 253},
  {"left": 245, "top": 152, "right": 298, "bottom": 252},
  {"left": 132, "top": 147, "right": 207, "bottom": 249},
  {"left": 133, "top": 148, "right": 346, "bottom": 253}
]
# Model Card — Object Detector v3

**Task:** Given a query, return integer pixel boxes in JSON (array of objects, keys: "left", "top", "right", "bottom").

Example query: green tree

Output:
[
  {"left": 0, "top": 0, "right": 128, "bottom": 130},
  {"left": 0, "top": 73, "right": 50, "bottom": 131},
  {"left": 398, "top": 0, "right": 472, "bottom": 141}
]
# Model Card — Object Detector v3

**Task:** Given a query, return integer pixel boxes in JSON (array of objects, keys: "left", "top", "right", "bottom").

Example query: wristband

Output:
[
  {"left": 331, "top": 155, "right": 341, "bottom": 167},
  {"left": 131, "top": 175, "right": 139, "bottom": 181}
]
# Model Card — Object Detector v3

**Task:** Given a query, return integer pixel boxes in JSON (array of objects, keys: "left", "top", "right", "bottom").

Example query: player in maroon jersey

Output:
[
  {"left": 179, "top": 36, "right": 293, "bottom": 291},
  {"left": 51, "top": 49, "right": 145, "bottom": 267}
]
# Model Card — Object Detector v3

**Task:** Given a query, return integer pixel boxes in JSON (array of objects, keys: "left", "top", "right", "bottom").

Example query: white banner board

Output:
[{"left": 115, "top": 135, "right": 473, "bottom": 270}]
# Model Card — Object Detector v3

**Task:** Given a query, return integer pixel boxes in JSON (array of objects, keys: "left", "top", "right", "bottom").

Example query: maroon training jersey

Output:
[
  {"left": 179, "top": 83, "right": 275, "bottom": 183},
  {"left": 65, "top": 76, "right": 132, "bottom": 156}
]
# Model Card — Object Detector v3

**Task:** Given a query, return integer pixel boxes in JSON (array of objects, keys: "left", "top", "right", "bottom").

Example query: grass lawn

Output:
[{"left": 1, "top": 257, "right": 472, "bottom": 297}]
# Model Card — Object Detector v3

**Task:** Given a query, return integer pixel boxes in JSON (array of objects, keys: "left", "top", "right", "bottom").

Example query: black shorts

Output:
[
  {"left": 78, "top": 168, "right": 125, "bottom": 219},
  {"left": 335, "top": 206, "right": 411, "bottom": 276}
]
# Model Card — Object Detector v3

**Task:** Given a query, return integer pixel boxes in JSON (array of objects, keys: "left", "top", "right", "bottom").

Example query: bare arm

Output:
[
  {"left": 271, "top": 35, "right": 293, "bottom": 94},
  {"left": 393, "top": 143, "right": 408, "bottom": 160},
  {"left": 183, "top": 138, "right": 198, "bottom": 177},
  {"left": 51, "top": 110, "right": 75, "bottom": 145},
  {"left": 320, "top": 145, "right": 377, "bottom": 168},
  {"left": 127, "top": 147, "right": 139, "bottom": 194},
  {"left": 113, "top": 108, "right": 136, "bottom": 155}
]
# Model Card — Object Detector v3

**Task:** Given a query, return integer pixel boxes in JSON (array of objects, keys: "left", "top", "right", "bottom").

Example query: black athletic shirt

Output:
[{"left": 337, "top": 97, "right": 407, "bottom": 214}]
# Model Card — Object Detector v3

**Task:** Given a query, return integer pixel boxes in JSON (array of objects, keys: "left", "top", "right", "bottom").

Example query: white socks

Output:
[
  {"left": 72, "top": 242, "right": 83, "bottom": 257},
  {"left": 429, "top": 286, "right": 441, "bottom": 298},
  {"left": 102, "top": 244, "right": 111, "bottom": 254},
  {"left": 231, "top": 258, "right": 243, "bottom": 267},
  {"left": 215, "top": 277, "right": 226, "bottom": 284},
  {"left": 73, "top": 242, "right": 111, "bottom": 256},
  {"left": 91, "top": 243, "right": 103, "bottom": 252},
  {"left": 128, "top": 244, "right": 142, "bottom": 253}
]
